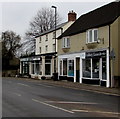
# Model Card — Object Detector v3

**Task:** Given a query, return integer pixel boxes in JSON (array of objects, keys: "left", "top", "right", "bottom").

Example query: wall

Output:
[
  {"left": 58, "top": 25, "right": 109, "bottom": 55},
  {"left": 110, "top": 16, "right": 120, "bottom": 79}
]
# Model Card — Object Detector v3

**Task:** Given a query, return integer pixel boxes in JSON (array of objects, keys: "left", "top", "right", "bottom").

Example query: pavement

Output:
[{"left": 6, "top": 77, "right": 120, "bottom": 96}]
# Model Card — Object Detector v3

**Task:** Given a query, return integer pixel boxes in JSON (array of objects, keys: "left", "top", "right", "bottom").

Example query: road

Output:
[{"left": 2, "top": 77, "right": 120, "bottom": 118}]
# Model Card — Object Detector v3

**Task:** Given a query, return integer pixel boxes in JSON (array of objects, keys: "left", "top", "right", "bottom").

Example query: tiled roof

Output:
[{"left": 58, "top": 1, "right": 120, "bottom": 39}]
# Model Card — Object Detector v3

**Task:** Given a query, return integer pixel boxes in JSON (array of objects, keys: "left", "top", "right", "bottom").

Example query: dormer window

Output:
[
  {"left": 86, "top": 29, "right": 98, "bottom": 43},
  {"left": 62, "top": 37, "right": 70, "bottom": 48}
]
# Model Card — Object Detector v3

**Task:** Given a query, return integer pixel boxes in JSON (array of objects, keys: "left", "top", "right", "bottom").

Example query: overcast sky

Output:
[{"left": 1, "top": 0, "right": 115, "bottom": 38}]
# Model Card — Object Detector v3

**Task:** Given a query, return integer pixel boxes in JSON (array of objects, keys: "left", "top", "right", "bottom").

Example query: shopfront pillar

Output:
[
  {"left": 42, "top": 56, "right": 45, "bottom": 76},
  {"left": 74, "top": 58, "right": 76, "bottom": 83},
  {"left": 51, "top": 56, "right": 54, "bottom": 75},
  {"left": 106, "top": 49, "right": 110, "bottom": 87},
  {"left": 20, "top": 61, "right": 22, "bottom": 74},
  {"left": 29, "top": 62, "right": 32, "bottom": 75}
]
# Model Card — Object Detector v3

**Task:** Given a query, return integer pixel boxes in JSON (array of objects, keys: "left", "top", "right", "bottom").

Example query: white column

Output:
[
  {"left": 74, "top": 57, "right": 76, "bottom": 83},
  {"left": 20, "top": 61, "right": 22, "bottom": 74},
  {"left": 106, "top": 49, "right": 110, "bottom": 87},
  {"left": 42, "top": 56, "right": 45, "bottom": 76},
  {"left": 51, "top": 56, "right": 54, "bottom": 75},
  {"left": 58, "top": 58, "right": 60, "bottom": 80},
  {"left": 80, "top": 58, "right": 82, "bottom": 83},
  {"left": 29, "top": 62, "right": 32, "bottom": 75}
]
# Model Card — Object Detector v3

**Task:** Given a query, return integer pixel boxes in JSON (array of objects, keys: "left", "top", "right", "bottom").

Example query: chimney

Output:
[{"left": 68, "top": 10, "right": 77, "bottom": 22}]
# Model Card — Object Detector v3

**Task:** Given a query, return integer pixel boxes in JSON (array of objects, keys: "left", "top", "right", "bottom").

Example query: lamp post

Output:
[{"left": 51, "top": 6, "right": 57, "bottom": 74}]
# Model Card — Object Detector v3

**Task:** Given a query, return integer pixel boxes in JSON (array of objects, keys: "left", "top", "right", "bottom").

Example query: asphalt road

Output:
[{"left": 2, "top": 77, "right": 120, "bottom": 118}]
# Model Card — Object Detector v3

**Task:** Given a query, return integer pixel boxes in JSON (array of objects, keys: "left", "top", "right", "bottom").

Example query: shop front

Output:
[{"left": 58, "top": 48, "right": 110, "bottom": 87}]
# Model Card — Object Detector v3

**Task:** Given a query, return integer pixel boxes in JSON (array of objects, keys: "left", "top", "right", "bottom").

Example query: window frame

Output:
[
  {"left": 86, "top": 29, "right": 98, "bottom": 44},
  {"left": 62, "top": 37, "right": 70, "bottom": 48},
  {"left": 45, "top": 45, "right": 48, "bottom": 52},
  {"left": 46, "top": 34, "right": 48, "bottom": 41},
  {"left": 39, "top": 36, "right": 41, "bottom": 43}
]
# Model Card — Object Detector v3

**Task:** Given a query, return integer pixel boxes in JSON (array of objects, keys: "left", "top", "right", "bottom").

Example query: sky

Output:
[{"left": 1, "top": 0, "right": 115, "bottom": 38}]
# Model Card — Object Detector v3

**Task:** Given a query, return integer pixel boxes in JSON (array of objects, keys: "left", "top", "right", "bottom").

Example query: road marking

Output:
[
  {"left": 17, "top": 83, "right": 30, "bottom": 87},
  {"left": 72, "top": 109, "right": 120, "bottom": 115},
  {"left": 12, "top": 92, "right": 21, "bottom": 97},
  {"left": 38, "top": 84, "right": 54, "bottom": 88},
  {"left": 32, "top": 99, "right": 74, "bottom": 114},
  {"left": 45, "top": 101, "right": 97, "bottom": 105}
]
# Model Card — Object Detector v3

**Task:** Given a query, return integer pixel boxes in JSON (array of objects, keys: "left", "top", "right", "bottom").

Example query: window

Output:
[
  {"left": 68, "top": 60, "right": 74, "bottom": 77},
  {"left": 39, "top": 37, "right": 41, "bottom": 43},
  {"left": 53, "top": 44, "right": 55, "bottom": 52},
  {"left": 45, "top": 45, "right": 48, "bottom": 52},
  {"left": 46, "top": 34, "right": 48, "bottom": 41},
  {"left": 53, "top": 32, "right": 55, "bottom": 39},
  {"left": 62, "top": 37, "right": 70, "bottom": 48},
  {"left": 45, "top": 59, "right": 51, "bottom": 75},
  {"left": 86, "top": 29, "right": 98, "bottom": 43},
  {"left": 39, "top": 47, "right": 41, "bottom": 53}
]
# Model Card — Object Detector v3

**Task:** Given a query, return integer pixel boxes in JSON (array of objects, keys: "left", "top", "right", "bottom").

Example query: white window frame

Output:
[
  {"left": 86, "top": 29, "right": 98, "bottom": 44},
  {"left": 62, "top": 37, "right": 70, "bottom": 48}
]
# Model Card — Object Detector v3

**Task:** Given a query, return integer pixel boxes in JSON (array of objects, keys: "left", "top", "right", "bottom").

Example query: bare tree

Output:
[
  {"left": 23, "top": 7, "right": 62, "bottom": 53},
  {"left": 2, "top": 31, "right": 22, "bottom": 58}
]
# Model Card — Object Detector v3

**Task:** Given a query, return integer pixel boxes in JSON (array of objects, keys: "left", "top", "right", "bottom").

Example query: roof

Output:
[
  {"left": 35, "top": 22, "right": 68, "bottom": 38},
  {"left": 58, "top": 1, "right": 120, "bottom": 39}
]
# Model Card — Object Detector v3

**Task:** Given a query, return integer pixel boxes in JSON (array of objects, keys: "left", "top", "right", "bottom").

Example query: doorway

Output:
[{"left": 76, "top": 58, "right": 80, "bottom": 82}]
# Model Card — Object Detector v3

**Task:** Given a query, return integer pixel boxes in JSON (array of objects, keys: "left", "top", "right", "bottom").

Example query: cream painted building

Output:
[
  {"left": 20, "top": 11, "right": 76, "bottom": 79},
  {"left": 57, "top": 1, "right": 120, "bottom": 87}
]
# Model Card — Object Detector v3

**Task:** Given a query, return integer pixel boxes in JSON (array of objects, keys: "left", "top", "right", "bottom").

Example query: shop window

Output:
[
  {"left": 22, "top": 62, "right": 29, "bottom": 74},
  {"left": 83, "top": 59, "right": 91, "bottom": 78},
  {"left": 62, "top": 37, "right": 70, "bottom": 48},
  {"left": 45, "top": 59, "right": 51, "bottom": 75},
  {"left": 102, "top": 58, "right": 106, "bottom": 80},
  {"left": 68, "top": 60, "right": 74, "bottom": 77},
  {"left": 35, "top": 61, "right": 40, "bottom": 75},
  {"left": 63, "top": 59, "right": 67, "bottom": 75},
  {"left": 60, "top": 60, "right": 62, "bottom": 75},
  {"left": 86, "top": 29, "right": 98, "bottom": 43},
  {"left": 92, "top": 58, "right": 99, "bottom": 78}
]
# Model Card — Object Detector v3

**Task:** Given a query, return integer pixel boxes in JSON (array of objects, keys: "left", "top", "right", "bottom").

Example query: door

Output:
[{"left": 76, "top": 58, "right": 80, "bottom": 82}]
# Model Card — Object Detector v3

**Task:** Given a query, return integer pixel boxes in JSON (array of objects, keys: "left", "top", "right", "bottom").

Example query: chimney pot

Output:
[{"left": 68, "top": 10, "right": 76, "bottom": 22}]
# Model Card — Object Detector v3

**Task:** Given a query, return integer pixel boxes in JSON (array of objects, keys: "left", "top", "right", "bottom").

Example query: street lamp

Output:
[{"left": 51, "top": 6, "right": 57, "bottom": 74}]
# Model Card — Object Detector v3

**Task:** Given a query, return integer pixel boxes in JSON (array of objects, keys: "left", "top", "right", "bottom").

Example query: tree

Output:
[
  {"left": 2, "top": 31, "right": 22, "bottom": 58},
  {"left": 23, "top": 7, "right": 62, "bottom": 53},
  {"left": 1, "top": 31, "right": 22, "bottom": 70}
]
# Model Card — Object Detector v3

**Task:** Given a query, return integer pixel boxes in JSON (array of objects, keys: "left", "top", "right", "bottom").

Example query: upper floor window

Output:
[
  {"left": 39, "top": 37, "right": 41, "bottom": 43},
  {"left": 53, "top": 44, "right": 55, "bottom": 52},
  {"left": 86, "top": 29, "right": 98, "bottom": 43},
  {"left": 45, "top": 45, "right": 48, "bottom": 52},
  {"left": 46, "top": 34, "right": 48, "bottom": 41},
  {"left": 39, "top": 47, "right": 41, "bottom": 53},
  {"left": 53, "top": 32, "right": 55, "bottom": 39},
  {"left": 62, "top": 37, "right": 70, "bottom": 48}
]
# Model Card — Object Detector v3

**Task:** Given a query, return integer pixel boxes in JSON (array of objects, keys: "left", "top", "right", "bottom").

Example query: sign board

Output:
[{"left": 86, "top": 50, "right": 106, "bottom": 58}]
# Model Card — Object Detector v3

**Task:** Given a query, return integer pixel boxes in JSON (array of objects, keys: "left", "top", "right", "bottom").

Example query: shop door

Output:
[{"left": 76, "top": 58, "right": 80, "bottom": 82}]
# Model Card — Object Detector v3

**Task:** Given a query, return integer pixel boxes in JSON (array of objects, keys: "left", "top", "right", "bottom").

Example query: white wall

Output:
[{"left": 35, "top": 21, "right": 74, "bottom": 55}]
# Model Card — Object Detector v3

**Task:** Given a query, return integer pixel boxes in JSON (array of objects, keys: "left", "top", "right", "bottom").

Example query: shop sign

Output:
[
  {"left": 80, "top": 52, "right": 86, "bottom": 59},
  {"left": 86, "top": 50, "right": 106, "bottom": 58}
]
